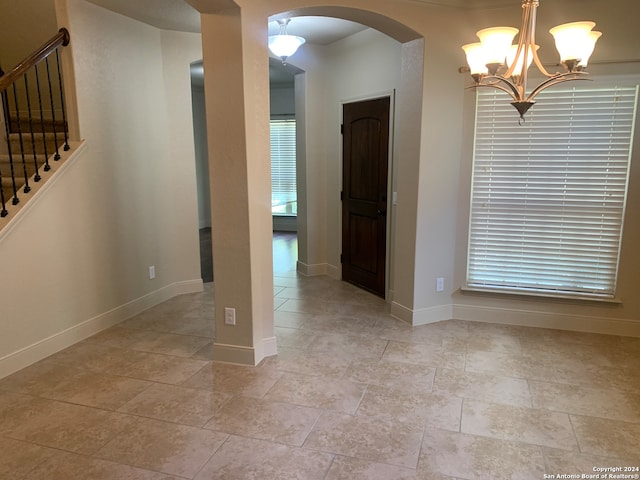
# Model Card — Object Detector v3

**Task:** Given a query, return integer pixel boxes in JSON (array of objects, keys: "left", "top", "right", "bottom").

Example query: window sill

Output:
[{"left": 461, "top": 285, "right": 623, "bottom": 305}]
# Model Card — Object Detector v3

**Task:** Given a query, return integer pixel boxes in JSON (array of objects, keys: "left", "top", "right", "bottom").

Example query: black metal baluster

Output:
[
  {"left": 34, "top": 63, "right": 51, "bottom": 172},
  {"left": 0, "top": 66, "right": 10, "bottom": 133},
  {"left": 0, "top": 120, "right": 6, "bottom": 215},
  {"left": 24, "top": 72, "right": 40, "bottom": 186},
  {"left": 0, "top": 132, "right": 6, "bottom": 212},
  {"left": 0, "top": 175, "right": 6, "bottom": 216},
  {"left": 10, "top": 83, "right": 24, "bottom": 203},
  {"left": 0, "top": 67, "right": 7, "bottom": 216},
  {"left": 44, "top": 57, "right": 61, "bottom": 161},
  {"left": 2, "top": 84, "right": 18, "bottom": 206},
  {"left": 55, "top": 50, "right": 69, "bottom": 151},
  {"left": 13, "top": 82, "right": 31, "bottom": 194}
]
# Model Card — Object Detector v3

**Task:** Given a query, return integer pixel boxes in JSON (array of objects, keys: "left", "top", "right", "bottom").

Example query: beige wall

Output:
[
  {"left": 289, "top": 43, "right": 329, "bottom": 273},
  {"left": 0, "top": 0, "right": 58, "bottom": 69},
  {"left": 66, "top": 0, "right": 203, "bottom": 294},
  {"left": 0, "top": 0, "right": 204, "bottom": 377}
]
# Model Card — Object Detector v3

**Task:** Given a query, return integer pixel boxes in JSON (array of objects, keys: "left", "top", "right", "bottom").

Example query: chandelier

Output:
[
  {"left": 268, "top": 19, "right": 306, "bottom": 65},
  {"left": 462, "top": 0, "right": 601, "bottom": 122}
]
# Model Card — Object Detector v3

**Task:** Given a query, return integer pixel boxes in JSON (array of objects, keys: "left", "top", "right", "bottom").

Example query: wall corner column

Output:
[{"left": 199, "top": 6, "right": 276, "bottom": 365}]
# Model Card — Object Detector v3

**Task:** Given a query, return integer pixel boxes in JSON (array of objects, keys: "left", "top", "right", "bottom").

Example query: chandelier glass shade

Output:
[
  {"left": 462, "top": 0, "right": 601, "bottom": 121},
  {"left": 268, "top": 19, "right": 306, "bottom": 64}
]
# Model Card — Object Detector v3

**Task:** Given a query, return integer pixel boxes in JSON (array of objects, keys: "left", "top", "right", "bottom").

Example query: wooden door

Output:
[{"left": 341, "top": 97, "right": 390, "bottom": 297}]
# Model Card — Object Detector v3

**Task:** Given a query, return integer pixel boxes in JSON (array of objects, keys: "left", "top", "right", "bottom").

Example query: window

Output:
[
  {"left": 270, "top": 119, "right": 297, "bottom": 216},
  {"left": 467, "top": 84, "right": 637, "bottom": 298}
]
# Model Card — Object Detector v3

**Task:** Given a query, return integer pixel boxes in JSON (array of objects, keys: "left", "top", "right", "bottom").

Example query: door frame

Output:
[{"left": 338, "top": 90, "right": 396, "bottom": 301}]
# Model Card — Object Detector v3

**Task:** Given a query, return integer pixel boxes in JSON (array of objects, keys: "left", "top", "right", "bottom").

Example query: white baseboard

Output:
[
  {"left": 171, "top": 279, "right": 205, "bottom": 296},
  {"left": 326, "top": 264, "right": 340, "bottom": 279},
  {"left": 0, "top": 279, "right": 204, "bottom": 379},
  {"left": 453, "top": 303, "right": 640, "bottom": 337},
  {"left": 295, "top": 261, "right": 340, "bottom": 279},
  {"left": 212, "top": 335, "right": 278, "bottom": 366},
  {"left": 10, "top": 283, "right": 637, "bottom": 379},
  {"left": 211, "top": 343, "right": 258, "bottom": 365},
  {"left": 296, "top": 260, "right": 325, "bottom": 277},
  {"left": 256, "top": 336, "right": 278, "bottom": 363},
  {"left": 390, "top": 301, "right": 413, "bottom": 324},
  {"left": 391, "top": 301, "right": 453, "bottom": 326},
  {"left": 388, "top": 300, "right": 640, "bottom": 337},
  {"left": 297, "top": 261, "right": 324, "bottom": 276},
  {"left": 413, "top": 304, "right": 454, "bottom": 326}
]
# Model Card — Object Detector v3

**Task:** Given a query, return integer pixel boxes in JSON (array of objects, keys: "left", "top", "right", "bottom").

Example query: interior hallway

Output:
[{"left": 0, "top": 232, "right": 639, "bottom": 479}]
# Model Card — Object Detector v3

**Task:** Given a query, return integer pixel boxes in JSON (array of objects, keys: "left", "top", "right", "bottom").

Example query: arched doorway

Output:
[{"left": 266, "top": 8, "right": 423, "bottom": 298}]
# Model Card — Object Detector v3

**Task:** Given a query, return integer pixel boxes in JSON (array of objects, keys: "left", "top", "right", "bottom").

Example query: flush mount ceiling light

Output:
[
  {"left": 268, "top": 18, "right": 306, "bottom": 65},
  {"left": 461, "top": 0, "right": 601, "bottom": 122}
]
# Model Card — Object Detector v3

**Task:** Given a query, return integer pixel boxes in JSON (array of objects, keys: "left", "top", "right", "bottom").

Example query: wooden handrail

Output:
[{"left": 0, "top": 28, "right": 70, "bottom": 92}]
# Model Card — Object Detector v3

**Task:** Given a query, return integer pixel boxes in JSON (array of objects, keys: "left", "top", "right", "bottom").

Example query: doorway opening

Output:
[{"left": 190, "top": 60, "right": 213, "bottom": 283}]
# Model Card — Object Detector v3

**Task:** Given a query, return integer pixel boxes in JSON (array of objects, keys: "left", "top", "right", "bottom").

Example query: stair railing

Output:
[{"left": 0, "top": 28, "right": 71, "bottom": 217}]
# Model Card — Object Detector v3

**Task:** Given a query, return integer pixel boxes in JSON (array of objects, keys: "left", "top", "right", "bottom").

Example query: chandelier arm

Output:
[
  {"left": 517, "top": 4, "right": 533, "bottom": 93},
  {"left": 502, "top": 0, "right": 533, "bottom": 80},
  {"left": 524, "top": 0, "right": 554, "bottom": 78},
  {"left": 502, "top": 39, "right": 525, "bottom": 80},
  {"left": 526, "top": 73, "right": 591, "bottom": 102},
  {"left": 487, "top": 76, "right": 522, "bottom": 101},
  {"left": 531, "top": 44, "right": 554, "bottom": 78},
  {"left": 502, "top": 0, "right": 554, "bottom": 86},
  {"left": 474, "top": 80, "right": 520, "bottom": 102}
]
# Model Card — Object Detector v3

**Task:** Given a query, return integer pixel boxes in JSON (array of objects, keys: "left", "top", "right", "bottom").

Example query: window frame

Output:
[
  {"left": 465, "top": 79, "right": 638, "bottom": 301},
  {"left": 270, "top": 117, "right": 297, "bottom": 217}
]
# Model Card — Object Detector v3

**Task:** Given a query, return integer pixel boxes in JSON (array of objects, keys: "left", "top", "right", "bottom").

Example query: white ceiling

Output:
[
  {"left": 87, "top": 0, "right": 516, "bottom": 87},
  {"left": 85, "top": 0, "right": 516, "bottom": 42},
  {"left": 83, "top": 0, "right": 387, "bottom": 88},
  {"left": 86, "top": 0, "right": 202, "bottom": 33},
  {"left": 85, "top": 0, "right": 370, "bottom": 44}
]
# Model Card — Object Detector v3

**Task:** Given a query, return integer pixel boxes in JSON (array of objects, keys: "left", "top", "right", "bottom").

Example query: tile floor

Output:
[{"left": 1, "top": 233, "right": 639, "bottom": 479}]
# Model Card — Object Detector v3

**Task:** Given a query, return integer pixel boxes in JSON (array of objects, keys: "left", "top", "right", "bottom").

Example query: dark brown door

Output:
[{"left": 341, "top": 97, "right": 390, "bottom": 298}]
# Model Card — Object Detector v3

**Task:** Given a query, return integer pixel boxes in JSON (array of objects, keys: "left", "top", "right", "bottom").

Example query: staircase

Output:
[
  {"left": 0, "top": 28, "right": 70, "bottom": 218},
  {"left": 0, "top": 120, "right": 67, "bottom": 205}
]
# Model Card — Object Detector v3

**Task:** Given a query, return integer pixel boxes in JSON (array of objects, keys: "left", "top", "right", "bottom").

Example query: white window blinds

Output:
[
  {"left": 467, "top": 85, "right": 637, "bottom": 298},
  {"left": 270, "top": 119, "right": 297, "bottom": 215}
]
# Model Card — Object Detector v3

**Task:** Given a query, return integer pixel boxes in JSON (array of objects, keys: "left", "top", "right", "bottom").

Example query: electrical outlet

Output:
[
  {"left": 149, "top": 265, "right": 155, "bottom": 279},
  {"left": 224, "top": 307, "right": 236, "bottom": 325},
  {"left": 436, "top": 277, "right": 445, "bottom": 292}
]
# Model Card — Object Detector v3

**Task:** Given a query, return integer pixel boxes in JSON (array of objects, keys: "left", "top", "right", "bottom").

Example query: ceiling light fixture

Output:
[
  {"left": 462, "top": 0, "right": 601, "bottom": 123},
  {"left": 268, "top": 18, "right": 306, "bottom": 65}
]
